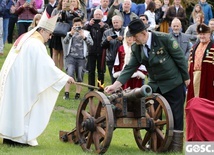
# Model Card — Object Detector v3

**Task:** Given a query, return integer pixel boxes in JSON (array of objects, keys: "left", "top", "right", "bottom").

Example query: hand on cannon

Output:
[{"left": 104, "top": 81, "right": 123, "bottom": 94}]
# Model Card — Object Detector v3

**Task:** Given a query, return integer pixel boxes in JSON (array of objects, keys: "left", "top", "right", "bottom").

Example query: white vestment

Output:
[{"left": 0, "top": 30, "right": 69, "bottom": 146}]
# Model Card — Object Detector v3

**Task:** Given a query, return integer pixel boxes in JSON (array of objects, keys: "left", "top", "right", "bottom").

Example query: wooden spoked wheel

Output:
[
  {"left": 133, "top": 93, "right": 174, "bottom": 152},
  {"left": 76, "top": 91, "right": 114, "bottom": 154}
]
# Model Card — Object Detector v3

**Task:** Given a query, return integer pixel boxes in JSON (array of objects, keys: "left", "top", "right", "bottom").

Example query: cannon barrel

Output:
[
  {"left": 108, "top": 85, "right": 152, "bottom": 101},
  {"left": 124, "top": 85, "right": 152, "bottom": 100}
]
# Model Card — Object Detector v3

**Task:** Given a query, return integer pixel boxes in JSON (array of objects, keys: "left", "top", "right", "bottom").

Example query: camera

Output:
[
  {"left": 93, "top": 19, "right": 101, "bottom": 24},
  {"left": 111, "top": 34, "right": 118, "bottom": 39},
  {"left": 74, "top": 26, "right": 82, "bottom": 31}
]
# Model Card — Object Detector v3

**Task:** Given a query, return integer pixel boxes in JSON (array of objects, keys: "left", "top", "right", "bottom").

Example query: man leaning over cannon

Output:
[{"left": 105, "top": 19, "right": 190, "bottom": 152}]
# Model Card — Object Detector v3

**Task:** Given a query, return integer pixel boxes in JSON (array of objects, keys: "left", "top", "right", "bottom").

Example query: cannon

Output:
[{"left": 59, "top": 85, "right": 174, "bottom": 154}]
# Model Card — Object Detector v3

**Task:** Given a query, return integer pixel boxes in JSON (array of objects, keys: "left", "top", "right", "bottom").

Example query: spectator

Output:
[
  {"left": 101, "top": 15, "right": 125, "bottom": 84},
  {"left": 84, "top": 9, "right": 109, "bottom": 89},
  {"left": 63, "top": 17, "right": 93, "bottom": 100},
  {"left": 51, "top": 0, "right": 84, "bottom": 70},
  {"left": 0, "top": 0, "right": 6, "bottom": 55},
  {"left": 159, "top": 0, "right": 170, "bottom": 33},
  {"left": 7, "top": 0, "right": 18, "bottom": 44},
  {"left": 105, "top": 19, "right": 190, "bottom": 152},
  {"left": 45, "top": 0, "right": 58, "bottom": 58},
  {"left": 15, "top": 0, "right": 38, "bottom": 37},
  {"left": 144, "top": 1, "right": 159, "bottom": 31},
  {"left": 199, "top": 0, "right": 213, "bottom": 25},
  {"left": 166, "top": 0, "right": 187, "bottom": 32},
  {"left": 86, "top": 0, "right": 95, "bottom": 20},
  {"left": 136, "top": 0, "right": 151, "bottom": 16},
  {"left": 113, "top": 27, "right": 146, "bottom": 89},
  {"left": 50, "top": 0, "right": 65, "bottom": 70},
  {"left": 3, "top": 0, "right": 13, "bottom": 44},
  {"left": 185, "top": 13, "right": 204, "bottom": 45},
  {"left": 86, "top": 0, "right": 100, "bottom": 20},
  {"left": 107, "top": 0, "right": 138, "bottom": 27},
  {"left": 28, "top": 13, "right": 41, "bottom": 31},
  {"left": 89, "top": 0, "right": 110, "bottom": 25},
  {"left": 154, "top": 0, "right": 164, "bottom": 31},
  {"left": 208, "top": 18, "right": 214, "bottom": 41},
  {"left": 189, "top": 4, "right": 204, "bottom": 25},
  {"left": 170, "top": 18, "right": 191, "bottom": 60},
  {"left": 139, "top": 14, "right": 149, "bottom": 25},
  {"left": 46, "top": 0, "right": 58, "bottom": 17},
  {"left": 118, "top": 0, "right": 138, "bottom": 15},
  {"left": 187, "top": 23, "right": 214, "bottom": 101},
  {"left": 0, "top": 11, "right": 75, "bottom": 146},
  {"left": 35, "top": 0, "right": 45, "bottom": 13}
]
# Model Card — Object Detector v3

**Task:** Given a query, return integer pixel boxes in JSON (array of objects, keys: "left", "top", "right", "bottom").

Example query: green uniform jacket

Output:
[{"left": 117, "top": 31, "right": 190, "bottom": 94}]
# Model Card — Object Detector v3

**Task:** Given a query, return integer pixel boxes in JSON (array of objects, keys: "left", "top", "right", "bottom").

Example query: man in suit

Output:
[
  {"left": 166, "top": 0, "right": 186, "bottom": 32},
  {"left": 170, "top": 18, "right": 192, "bottom": 60},
  {"left": 105, "top": 19, "right": 190, "bottom": 152}
]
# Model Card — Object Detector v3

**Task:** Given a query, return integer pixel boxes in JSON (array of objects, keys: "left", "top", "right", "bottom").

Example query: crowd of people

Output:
[
  {"left": 0, "top": 0, "right": 214, "bottom": 151},
  {"left": 0, "top": 0, "right": 213, "bottom": 97}
]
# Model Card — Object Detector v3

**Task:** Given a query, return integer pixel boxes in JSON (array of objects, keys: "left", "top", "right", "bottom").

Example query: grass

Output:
[{"left": 0, "top": 44, "right": 184, "bottom": 155}]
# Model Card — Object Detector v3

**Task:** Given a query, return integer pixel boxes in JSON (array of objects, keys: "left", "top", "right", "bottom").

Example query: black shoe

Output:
[
  {"left": 3, "top": 138, "right": 29, "bottom": 147},
  {"left": 63, "top": 92, "right": 70, "bottom": 100},
  {"left": 75, "top": 93, "right": 80, "bottom": 100}
]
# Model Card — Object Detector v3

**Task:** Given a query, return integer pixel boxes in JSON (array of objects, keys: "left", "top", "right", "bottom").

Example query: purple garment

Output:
[{"left": 35, "top": 0, "right": 43, "bottom": 9}]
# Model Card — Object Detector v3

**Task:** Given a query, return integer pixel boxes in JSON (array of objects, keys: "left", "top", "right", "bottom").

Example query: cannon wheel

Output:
[
  {"left": 133, "top": 93, "right": 174, "bottom": 152},
  {"left": 76, "top": 91, "right": 114, "bottom": 154}
]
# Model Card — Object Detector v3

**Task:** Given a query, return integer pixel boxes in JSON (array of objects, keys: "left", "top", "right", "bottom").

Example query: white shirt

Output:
[
  {"left": 143, "top": 32, "right": 152, "bottom": 57},
  {"left": 144, "top": 10, "right": 156, "bottom": 30}
]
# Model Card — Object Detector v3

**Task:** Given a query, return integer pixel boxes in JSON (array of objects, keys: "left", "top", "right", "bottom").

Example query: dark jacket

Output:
[
  {"left": 3, "top": 0, "right": 14, "bottom": 19},
  {"left": 107, "top": 5, "right": 138, "bottom": 27},
  {"left": 155, "top": 7, "right": 164, "bottom": 25},
  {"left": 117, "top": 31, "right": 189, "bottom": 94},
  {"left": 84, "top": 22, "right": 109, "bottom": 55},
  {"left": 0, "top": 0, "right": 6, "bottom": 17},
  {"left": 45, "top": 1, "right": 58, "bottom": 17},
  {"left": 101, "top": 27, "right": 125, "bottom": 64},
  {"left": 166, "top": 5, "right": 187, "bottom": 31}
]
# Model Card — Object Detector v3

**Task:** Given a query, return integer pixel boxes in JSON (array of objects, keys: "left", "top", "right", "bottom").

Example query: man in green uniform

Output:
[{"left": 105, "top": 19, "right": 190, "bottom": 152}]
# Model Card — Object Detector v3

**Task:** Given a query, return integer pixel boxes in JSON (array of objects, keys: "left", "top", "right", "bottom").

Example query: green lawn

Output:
[{"left": 0, "top": 44, "right": 184, "bottom": 155}]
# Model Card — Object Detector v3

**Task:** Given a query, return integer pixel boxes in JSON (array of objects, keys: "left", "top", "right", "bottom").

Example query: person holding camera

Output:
[
  {"left": 101, "top": 15, "right": 125, "bottom": 83},
  {"left": 84, "top": 9, "right": 109, "bottom": 90},
  {"left": 15, "top": 0, "right": 38, "bottom": 37},
  {"left": 50, "top": 0, "right": 84, "bottom": 70},
  {"left": 63, "top": 17, "right": 93, "bottom": 100}
]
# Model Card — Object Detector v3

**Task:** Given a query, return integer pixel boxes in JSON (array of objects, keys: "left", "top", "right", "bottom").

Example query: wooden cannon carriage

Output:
[{"left": 59, "top": 85, "right": 174, "bottom": 154}]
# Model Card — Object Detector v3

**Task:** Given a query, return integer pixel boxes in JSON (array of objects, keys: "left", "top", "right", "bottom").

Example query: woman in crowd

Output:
[
  {"left": 185, "top": 13, "right": 204, "bottom": 45},
  {"left": 50, "top": 0, "right": 84, "bottom": 70},
  {"left": 28, "top": 13, "right": 41, "bottom": 31},
  {"left": 189, "top": 4, "right": 204, "bottom": 25},
  {"left": 15, "top": 0, "right": 38, "bottom": 37},
  {"left": 159, "top": 0, "right": 170, "bottom": 33},
  {"left": 144, "top": 1, "right": 159, "bottom": 31}
]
